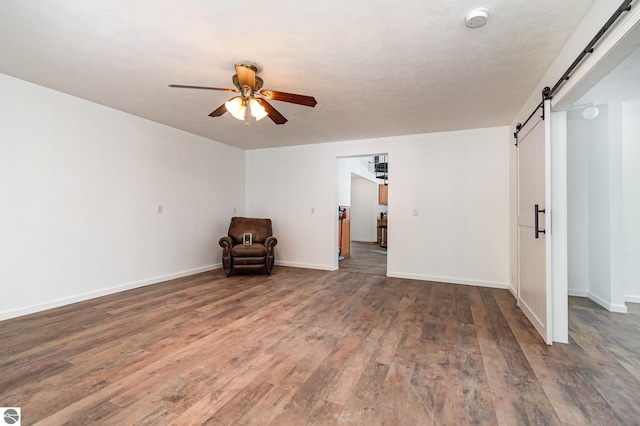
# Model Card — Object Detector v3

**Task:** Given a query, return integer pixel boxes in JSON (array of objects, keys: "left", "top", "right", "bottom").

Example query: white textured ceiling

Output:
[{"left": 0, "top": 0, "right": 596, "bottom": 149}]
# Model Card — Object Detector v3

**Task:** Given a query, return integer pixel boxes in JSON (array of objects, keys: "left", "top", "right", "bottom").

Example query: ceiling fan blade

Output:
[
  {"left": 234, "top": 64, "right": 256, "bottom": 89},
  {"left": 209, "top": 103, "right": 227, "bottom": 117},
  {"left": 256, "top": 99, "right": 288, "bottom": 125},
  {"left": 260, "top": 90, "right": 317, "bottom": 107},
  {"left": 169, "top": 84, "right": 237, "bottom": 93}
]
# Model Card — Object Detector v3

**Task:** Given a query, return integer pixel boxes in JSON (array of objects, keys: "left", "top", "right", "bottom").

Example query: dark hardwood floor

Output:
[
  {"left": 1, "top": 266, "right": 639, "bottom": 425},
  {"left": 339, "top": 241, "right": 387, "bottom": 276}
]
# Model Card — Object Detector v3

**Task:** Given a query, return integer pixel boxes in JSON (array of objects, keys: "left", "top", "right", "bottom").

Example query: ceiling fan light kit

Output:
[
  {"left": 249, "top": 98, "right": 268, "bottom": 120},
  {"left": 225, "top": 97, "right": 246, "bottom": 120},
  {"left": 465, "top": 7, "right": 488, "bottom": 28},
  {"left": 170, "top": 63, "right": 317, "bottom": 125}
]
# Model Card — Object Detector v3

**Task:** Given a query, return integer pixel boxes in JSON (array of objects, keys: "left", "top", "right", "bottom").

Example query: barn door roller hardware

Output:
[{"left": 514, "top": 0, "right": 633, "bottom": 146}]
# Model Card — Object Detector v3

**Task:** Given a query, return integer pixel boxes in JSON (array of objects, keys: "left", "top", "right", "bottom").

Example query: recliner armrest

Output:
[
  {"left": 265, "top": 236, "right": 278, "bottom": 253},
  {"left": 219, "top": 236, "right": 233, "bottom": 255}
]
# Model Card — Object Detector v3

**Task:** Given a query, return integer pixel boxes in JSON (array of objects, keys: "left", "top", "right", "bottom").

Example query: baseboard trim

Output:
[
  {"left": 588, "top": 292, "right": 628, "bottom": 313},
  {"left": 275, "top": 260, "right": 337, "bottom": 271},
  {"left": 568, "top": 289, "right": 589, "bottom": 297},
  {"left": 0, "top": 264, "right": 220, "bottom": 321},
  {"left": 625, "top": 294, "right": 640, "bottom": 304},
  {"left": 386, "top": 272, "right": 509, "bottom": 289},
  {"left": 508, "top": 284, "right": 517, "bottom": 298}
]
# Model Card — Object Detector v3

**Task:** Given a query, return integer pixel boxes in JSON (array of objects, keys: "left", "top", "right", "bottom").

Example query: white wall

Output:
[
  {"left": 606, "top": 102, "right": 625, "bottom": 311},
  {"left": 246, "top": 143, "right": 338, "bottom": 270},
  {"left": 336, "top": 155, "right": 380, "bottom": 207},
  {"left": 0, "top": 73, "right": 245, "bottom": 320},
  {"left": 567, "top": 110, "right": 590, "bottom": 296},
  {"left": 350, "top": 175, "right": 378, "bottom": 242},
  {"left": 623, "top": 98, "right": 640, "bottom": 302},
  {"left": 246, "top": 126, "right": 510, "bottom": 288},
  {"left": 585, "top": 105, "right": 622, "bottom": 311},
  {"left": 567, "top": 103, "right": 630, "bottom": 313}
]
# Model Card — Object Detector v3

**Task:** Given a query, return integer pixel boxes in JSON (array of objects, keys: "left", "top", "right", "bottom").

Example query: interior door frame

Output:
[
  {"left": 547, "top": 13, "right": 640, "bottom": 342},
  {"left": 549, "top": 110, "right": 569, "bottom": 344}
]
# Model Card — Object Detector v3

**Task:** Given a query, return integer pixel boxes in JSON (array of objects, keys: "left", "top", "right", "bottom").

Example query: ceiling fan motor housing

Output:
[{"left": 232, "top": 73, "right": 264, "bottom": 91}]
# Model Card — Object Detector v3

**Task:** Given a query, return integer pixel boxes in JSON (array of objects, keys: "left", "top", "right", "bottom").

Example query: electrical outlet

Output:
[
  {"left": 233, "top": 207, "right": 237, "bottom": 214},
  {"left": 311, "top": 207, "right": 315, "bottom": 214}
]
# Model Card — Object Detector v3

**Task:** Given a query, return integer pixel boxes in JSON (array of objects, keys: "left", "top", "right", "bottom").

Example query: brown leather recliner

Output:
[{"left": 219, "top": 217, "right": 278, "bottom": 277}]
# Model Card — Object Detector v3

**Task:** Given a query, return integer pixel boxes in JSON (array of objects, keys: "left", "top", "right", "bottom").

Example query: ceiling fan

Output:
[{"left": 169, "top": 63, "right": 317, "bottom": 125}]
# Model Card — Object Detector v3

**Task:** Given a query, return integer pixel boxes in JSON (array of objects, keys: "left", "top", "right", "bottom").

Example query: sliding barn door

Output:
[{"left": 517, "top": 100, "right": 552, "bottom": 345}]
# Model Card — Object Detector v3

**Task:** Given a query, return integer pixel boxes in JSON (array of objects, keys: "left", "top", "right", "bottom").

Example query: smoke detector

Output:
[{"left": 465, "top": 8, "right": 489, "bottom": 28}]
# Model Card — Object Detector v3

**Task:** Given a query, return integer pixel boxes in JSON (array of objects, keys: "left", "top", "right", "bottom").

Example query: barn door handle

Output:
[{"left": 535, "top": 204, "right": 546, "bottom": 239}]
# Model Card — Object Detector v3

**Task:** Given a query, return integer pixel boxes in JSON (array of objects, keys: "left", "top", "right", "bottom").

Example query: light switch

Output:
[
  {"left": 157, "top": 204, "right": 163, "bottom": 214},
  {"left": 413, "top": 209, "right": 418, "bottom": 216}
]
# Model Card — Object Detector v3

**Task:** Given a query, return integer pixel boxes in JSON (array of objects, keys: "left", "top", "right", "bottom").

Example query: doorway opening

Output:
[
  {"left": 550, "top": 18, "right": 640, "bottom": 343},
  {"left": 336, "top": 154, "right": 388, "bottom": 276},
  {"left": 563, "top": 45, "right": 640, "bottom": 313}
]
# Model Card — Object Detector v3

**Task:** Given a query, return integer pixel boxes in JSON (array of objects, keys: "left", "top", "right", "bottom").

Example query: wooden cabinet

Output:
[
  {"left": 339, "top": 207, "right": 350, "bottom": 257},
  {"left": 378, "top": 184, "right": 388, "bottom": 205}
]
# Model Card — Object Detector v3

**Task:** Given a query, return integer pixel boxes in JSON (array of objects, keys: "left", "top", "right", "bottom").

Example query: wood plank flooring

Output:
[
  {"left": 338, "top": 241, "right": 386, "bottom": 276},
  {"left": 1, "top": 267, "right": 639, "bottom": 425}
]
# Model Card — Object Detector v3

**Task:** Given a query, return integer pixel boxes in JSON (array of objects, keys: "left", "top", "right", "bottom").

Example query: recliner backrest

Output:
[{"left": 228, "top": 217, "right": 272, "bottom": 244}]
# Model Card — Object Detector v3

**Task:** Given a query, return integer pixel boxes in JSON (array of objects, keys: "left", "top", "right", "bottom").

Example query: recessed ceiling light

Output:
[{"left": 465, "top": 8, "right": 489, "bottom": 28}]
